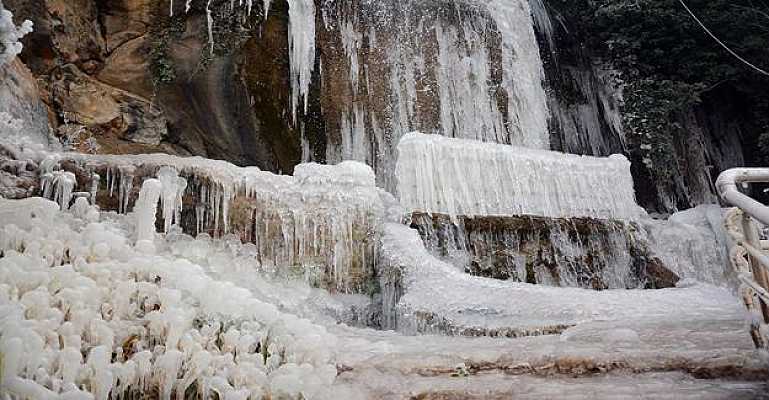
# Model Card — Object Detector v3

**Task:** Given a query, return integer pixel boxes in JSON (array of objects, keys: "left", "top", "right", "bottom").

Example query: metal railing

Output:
[{"left": 717, "top": 168, "right": 769, "bottom": 350}]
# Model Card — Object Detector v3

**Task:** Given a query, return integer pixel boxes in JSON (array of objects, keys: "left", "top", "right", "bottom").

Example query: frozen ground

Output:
[{"left": 2, "top": 196, "right": 765, "bottom": 399}]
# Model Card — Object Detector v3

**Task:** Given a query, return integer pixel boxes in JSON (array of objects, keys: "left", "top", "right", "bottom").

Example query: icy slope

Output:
[
  {"left": 396, "top": 132, "right": 640, "bottom": 220},
  {"left": 379, "top": 223, "right": 743, "bottom": 335}
]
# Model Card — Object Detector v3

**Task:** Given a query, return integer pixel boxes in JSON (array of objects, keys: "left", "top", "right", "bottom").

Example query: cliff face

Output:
[{"left": 1, "top": 0, "right": 761, "bottom": 213}]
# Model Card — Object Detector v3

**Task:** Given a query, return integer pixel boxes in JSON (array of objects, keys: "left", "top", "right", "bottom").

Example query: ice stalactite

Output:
[
  {"left": 40, "top": 167, "right": 76, "bottom": 211},
  {"left": 157, "top": 166, "right": 188, "bottom": 234},
  {"left": 396, "top": 132, "right": 640, "bottom": 221},
  {"left": 287, "top": 0, "right": 316, "bottom": 122}
]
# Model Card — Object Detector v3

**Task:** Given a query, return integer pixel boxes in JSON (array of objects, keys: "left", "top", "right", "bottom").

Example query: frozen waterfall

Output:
[{"left": 396, "top": 132, "right": 640, "bottom": 221}]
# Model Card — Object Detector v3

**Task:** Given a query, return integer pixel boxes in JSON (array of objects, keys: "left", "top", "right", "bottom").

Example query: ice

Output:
[
  {"left": 157, "top": 166, "right": 187, "bottom": 233},
  {"left": 320, "top": 0, "right": 550, "bottom": 189},
  {"left": 396, "top": 132, "right": 640, "bottom": 221},
  {"left": 378, "top": 222, "right": 743, "bottom": 335},
  {"left": 31, "top": 151, "right": 384, "bottom": 293},
  {"left": 134, "top": 178, "right": 162, "bottom": 243},
  {"left": 0, "top": 0, "right": 33, "bottom": 66},
  {"left": 0, "top": 197, "right": 350, "bottom": 399},
  {"left": 642, "top": 205, "right": 735, "bottom": 286},
  {"left": 287, "top": 0, "right": 316, "bottom": 122},
  {"left": 40, "top": 170, "right": 77, "bottom": 210}
]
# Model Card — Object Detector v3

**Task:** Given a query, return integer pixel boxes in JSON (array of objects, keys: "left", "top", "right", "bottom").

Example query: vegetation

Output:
[{"left": 549, "top": 0, "right": 769, "bottom": 176}]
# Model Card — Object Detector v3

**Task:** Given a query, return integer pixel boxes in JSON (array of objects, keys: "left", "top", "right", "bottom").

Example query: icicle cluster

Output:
[
  {"left": 41, "top": 152, "right": 383, "bottom": 293},
  {"left": 0, "top": 197, "right": 344, "bottom": 400},
  {"left": 396, "top": 132, "right": 640, "bottom": 221}
]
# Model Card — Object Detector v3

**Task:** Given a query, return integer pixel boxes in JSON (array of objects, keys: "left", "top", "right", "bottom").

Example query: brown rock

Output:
[{"left": 98, "top": 35, "right": 154, "bottom": 98}]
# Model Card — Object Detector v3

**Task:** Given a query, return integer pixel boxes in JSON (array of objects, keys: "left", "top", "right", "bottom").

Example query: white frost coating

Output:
[
  {"left": 396, "top": 132, "right": 640, "bottom": 220},
  {"left": 287, "top": 0, "right": 316, "bottom": 122},
  {"left": 0, "top": 0, "right": 33, "bottom": 66},
  {"left": 293, "top": 161, "right": 376, "bottom": 188}
]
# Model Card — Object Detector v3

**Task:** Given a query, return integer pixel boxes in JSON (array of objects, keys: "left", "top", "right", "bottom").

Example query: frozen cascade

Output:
[
  {"left": 320, "top": 0, "right": 550, "bottom": 189},
  {"left": 410, "top": 214, "right": 652, "bottom": 290},
  {"left": 396, "top": 132, "right": 640, "bottom": 221}
]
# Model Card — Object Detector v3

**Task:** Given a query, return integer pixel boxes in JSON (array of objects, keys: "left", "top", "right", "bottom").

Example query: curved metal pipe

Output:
[{"left": 716, "top": 168, "right": 769, "bottom": 226}]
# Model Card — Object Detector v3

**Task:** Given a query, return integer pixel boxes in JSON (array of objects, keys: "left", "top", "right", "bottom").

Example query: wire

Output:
[{"left": 678, "top": 0, "right": 769, "bottom": 76}]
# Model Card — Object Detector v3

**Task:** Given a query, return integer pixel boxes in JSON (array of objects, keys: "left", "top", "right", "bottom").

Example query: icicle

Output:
[
  {"left": 157, "top": 167, "right": 187, "bottom": 233},
  {"left": 118, "top": 166, "right": 136, "bottom": 214},
  {"left": 287, "top": 0, "right": 316, "bottom": 122},
  {"left": 134, "top": 178, "right": 163, "bottom": 244},
  {"left": 53, "top": 172, "right": 76, "bottom": 211},
  {"left": 90, "top": 173, "right": 99, "bottom": 205},
  {"left": 206, "top": 0, "right": 215, "bottom": 55}
]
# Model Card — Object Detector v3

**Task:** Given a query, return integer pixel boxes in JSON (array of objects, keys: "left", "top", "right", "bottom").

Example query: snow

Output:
[{"left": 396, "top": 132, "right": 640, "bottom": 221}]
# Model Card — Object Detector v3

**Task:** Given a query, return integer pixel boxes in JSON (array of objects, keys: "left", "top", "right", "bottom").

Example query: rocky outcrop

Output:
[{"left": 0, "top": 58, "right": 52, "bottom": 144}]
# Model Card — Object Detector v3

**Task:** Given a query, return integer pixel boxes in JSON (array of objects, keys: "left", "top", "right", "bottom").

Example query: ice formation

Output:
[
  {"left": 287, "top": 0, "right": 316, "bottom": 122},
  {"left": 0, "top": 198, "right": 347, "bottom": 400},
  {"left": 31, "top": 151, "right": 383, "bottom": 293},
  {"left": 377, "top": 222, "right": 740, "bottom": 334},
  {"left": 642, "top": 205, "right": 734, "bottom": 285},
  {"left": 396, "top": 132, "right": 640, "bottom": 221},
  {"left": 0, "top": 0, "right": 33, "bottom": 67},
  {"left": 411, "top": 214, "right": 648, "bottom": 290}
]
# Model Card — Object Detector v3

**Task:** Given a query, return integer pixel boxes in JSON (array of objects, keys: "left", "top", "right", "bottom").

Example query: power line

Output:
[{"left": 678, "top": 0, "right": 769, "bottom": 76}]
